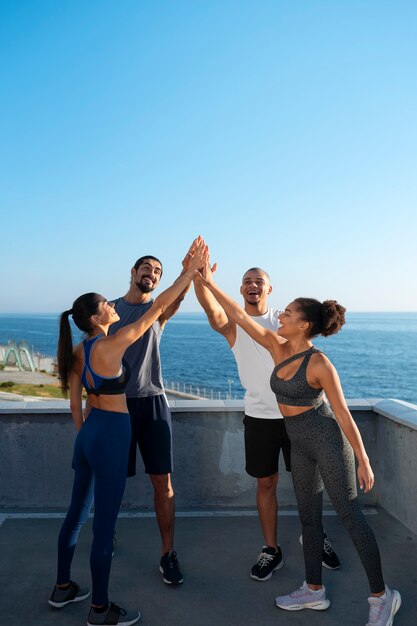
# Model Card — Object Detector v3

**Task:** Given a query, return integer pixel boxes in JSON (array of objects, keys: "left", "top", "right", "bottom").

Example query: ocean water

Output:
[{"left": 0, "top": 312, "right": 416, "bottom": 404}]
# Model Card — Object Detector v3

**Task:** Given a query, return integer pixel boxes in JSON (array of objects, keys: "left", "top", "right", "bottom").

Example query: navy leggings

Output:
[
  {"left": 284, "top": 402, "right": 385, "bottom": 594},
  {"left": 56, "top": 408, "right": 131, "bottom": 605}
]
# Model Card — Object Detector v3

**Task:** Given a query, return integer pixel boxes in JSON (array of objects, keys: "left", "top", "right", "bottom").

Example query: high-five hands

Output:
[
  {"left": 194, "top": 245, "right": 217, "bottom": 286},
  {"left": 182, "top": 236, "right": 207, "bottom": 278}
]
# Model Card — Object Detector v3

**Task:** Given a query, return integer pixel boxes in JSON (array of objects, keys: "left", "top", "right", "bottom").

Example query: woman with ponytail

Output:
[
  {"left": 49, "top": 237, "right": 205, "bottom": 626},
  {"left": 197, "top": 253, "right": 400, "bottom": 626}
]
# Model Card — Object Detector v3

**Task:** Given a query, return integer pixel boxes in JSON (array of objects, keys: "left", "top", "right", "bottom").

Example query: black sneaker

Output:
[
  {"left": 48, "top": 581, "right": 90, "bottom": 608},
  {"left": 159, "top": 551, "right": 184, "bottom": 585},
  {"left": 250, "top": 546, "right": 284, "bottom": 581},
  {"left": 322, "top": 534, "right": 341, "bottom": 569},
  {"left": 87, "top": 602, "right": 140, "bottom": 626},
  {"left": 299, "top": 534, "right": 341, "bottom": 570}
]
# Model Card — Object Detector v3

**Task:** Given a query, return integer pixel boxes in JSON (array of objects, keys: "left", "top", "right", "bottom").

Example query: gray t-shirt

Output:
[{"left": 109, "top": 297, "right": 164, "bottom": 398}]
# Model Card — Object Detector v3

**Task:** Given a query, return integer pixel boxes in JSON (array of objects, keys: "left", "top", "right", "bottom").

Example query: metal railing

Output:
[{"left": 163, "top": 379, "right": 240, "bottom": 400}]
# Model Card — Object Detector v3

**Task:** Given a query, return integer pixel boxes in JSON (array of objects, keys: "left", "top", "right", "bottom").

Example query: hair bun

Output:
[{"left": 321, "top": 300, "right": 346, "bottom": 336}]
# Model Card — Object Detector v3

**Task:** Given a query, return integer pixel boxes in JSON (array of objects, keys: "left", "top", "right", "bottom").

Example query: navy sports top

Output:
[
  {"left": 270, "top": 347, "right": 324, "bottom": 407},
  {"left": 81, "top": 335, "right": 131, "bottom": 396}
]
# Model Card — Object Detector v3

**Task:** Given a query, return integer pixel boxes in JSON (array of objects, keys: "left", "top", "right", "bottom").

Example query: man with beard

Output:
[
  {"left": 110, "top": 253, "right": 188, "bottom": 586},
  {"left": 194, "top": 267, "right": 341, "bottom": 581}
]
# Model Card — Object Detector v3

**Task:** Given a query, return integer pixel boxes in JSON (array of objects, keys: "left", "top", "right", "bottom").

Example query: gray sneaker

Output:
[
  {"left": 275, "top": 581, "right": 330, "bottom": 611},
  {"left": 48, "top": 581, "right": 90, "bottom": 608},
  {"left": 366, "top": 586, "right": 401, "bottom": 625},
  {"left": 87, "top": 602, "right": 140, "bottom": 626}
]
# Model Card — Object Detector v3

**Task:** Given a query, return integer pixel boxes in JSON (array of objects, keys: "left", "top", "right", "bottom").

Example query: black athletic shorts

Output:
[
  {"left": 243, "top": 415, "right": 291, "bottom": 478},
  {"left": 126, "top": 395, "right": 173, "bottom": 477}
]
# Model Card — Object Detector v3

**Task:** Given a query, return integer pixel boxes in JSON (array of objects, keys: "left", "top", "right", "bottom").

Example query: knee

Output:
[
  {"left": 337, "top": 504, "right": 365, "bottom": 534},
  {"left": 257, "top": 473, "right": 278, "bottom": 493},
  {"left": 150, "top": 473, "right": 174, "bottom": 498}
]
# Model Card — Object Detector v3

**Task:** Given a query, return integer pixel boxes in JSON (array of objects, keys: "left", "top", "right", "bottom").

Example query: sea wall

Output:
[{"left": 0, "top": 399, "right": 416, "bottom": 533}]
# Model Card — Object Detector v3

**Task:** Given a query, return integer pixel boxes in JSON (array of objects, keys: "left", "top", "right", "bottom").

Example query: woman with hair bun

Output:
[
  {"left": 198, "top": 255, "right": 400, "bottom": 626},
  {"left": 48, "top": 237, "right": 205, "bottom": 626}
]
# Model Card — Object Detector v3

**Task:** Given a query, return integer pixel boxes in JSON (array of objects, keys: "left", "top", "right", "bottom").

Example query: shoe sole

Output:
[
  {"left": 49, "top": 590, "right": 90, "bottom": 608},
  {"left": 275, "top": 599, "right": 331, "bottom": 611},
  {"left": 250, "top": 559, "right": 284, "bottom": 581},
  {"left": 322, "top": 561, "right": 341, "bottom": 570},
  {"left": 385, "top": 590, "right": 401, "bottom": 626},
  {"left": 87, "top": 611, "right": 141, "bottom": 626},
  {"left": 159, "top": 565, "right": 184, "bottom": 585}
]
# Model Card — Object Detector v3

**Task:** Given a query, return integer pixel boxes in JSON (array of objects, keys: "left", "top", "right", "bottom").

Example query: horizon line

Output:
[{"left": 1, "top": 310, "right": 417, "bottom": 316}]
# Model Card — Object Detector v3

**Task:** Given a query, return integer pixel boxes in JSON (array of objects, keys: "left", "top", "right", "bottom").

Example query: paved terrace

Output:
[{"left": 1, "top": 398, "right": 417, "bottom": 625}]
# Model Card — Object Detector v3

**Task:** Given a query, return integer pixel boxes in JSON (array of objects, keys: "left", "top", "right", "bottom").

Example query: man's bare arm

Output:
[
  {"left": 194, "top": 276, "right": 236, "bottom": 347},
  {"left": 159, "top": 280, "right": 191, "bottom": 329}
]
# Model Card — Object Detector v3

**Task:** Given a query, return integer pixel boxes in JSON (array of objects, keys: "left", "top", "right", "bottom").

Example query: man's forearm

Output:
[{"left": 194, "top": 279, "right": 230, "bottom": 333}]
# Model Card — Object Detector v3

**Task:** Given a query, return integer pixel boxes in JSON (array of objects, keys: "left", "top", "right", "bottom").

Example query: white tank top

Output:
[{"left": 231, "top": 307, "right": 283, "bottom": 419}]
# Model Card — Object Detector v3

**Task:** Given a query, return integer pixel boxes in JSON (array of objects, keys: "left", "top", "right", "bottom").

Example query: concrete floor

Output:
[{"left": 0, "top": 508, "right": 415, "bottom": 626}]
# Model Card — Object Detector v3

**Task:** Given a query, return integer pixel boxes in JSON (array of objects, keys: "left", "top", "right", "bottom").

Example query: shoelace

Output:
[
  {"left": 257, "top": 552, "right": 276, "bottom": 568},
  {"left": 367, "top": 600, "right": 384, "bottom": 623},
  {"left": 110, "top": 603, "right": 127, "bottom": 617},
  {"left": 289, "top": 586, "right": 313, "bottom": 599},
  {"left": 167, "top": 551, "right": 180, "bottom": 569},
  {"left": 323, "top": 537, "right": 335, "bottom": 555}
]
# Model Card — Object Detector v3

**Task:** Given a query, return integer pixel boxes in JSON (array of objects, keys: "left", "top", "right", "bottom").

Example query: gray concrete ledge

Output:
[
  {"left": 2, "top": 396, "right": 416, "bottom": 416},
  {"left": 373, "top": 398, "right": 417, "bottom": 429},
  {"left": 1, "top": 398, "right": 417, "bottom": 534}
]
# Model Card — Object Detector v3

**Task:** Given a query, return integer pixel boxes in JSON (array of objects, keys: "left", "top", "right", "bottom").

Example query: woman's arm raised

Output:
[
  {"left": 198, "top": 255, "right": 285, "bottom": 358},
  {"left": 105, "top": 237, "right": 206, "bottom": 356}
]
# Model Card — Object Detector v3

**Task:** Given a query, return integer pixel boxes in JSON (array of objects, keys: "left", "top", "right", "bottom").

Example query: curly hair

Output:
[{"left": 293, "top": 297, "right": 346, "bottom": 338}]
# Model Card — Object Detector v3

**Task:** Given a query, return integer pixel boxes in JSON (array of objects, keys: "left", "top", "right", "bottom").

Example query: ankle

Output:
[
  {"left": 91, "top": 604, "right": 108, "bottom": 613},
  {"left": 266, "top": 544, "right": 279, "bottom": 552}
]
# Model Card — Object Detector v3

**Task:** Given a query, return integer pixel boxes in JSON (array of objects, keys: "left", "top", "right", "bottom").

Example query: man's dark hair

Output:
[{"left": 133, "top": 255, "right": 163, "bottom": 275}]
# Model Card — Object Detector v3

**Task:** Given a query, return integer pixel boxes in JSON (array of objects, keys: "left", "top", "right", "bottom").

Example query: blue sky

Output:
[{"left": 1, "top": 0, "right": 416, "bottom": 313}]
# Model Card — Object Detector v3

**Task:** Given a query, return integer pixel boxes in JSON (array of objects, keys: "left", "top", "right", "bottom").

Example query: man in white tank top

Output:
[{"left": 194, "top": 267, "right": 340, "bottom": 580}]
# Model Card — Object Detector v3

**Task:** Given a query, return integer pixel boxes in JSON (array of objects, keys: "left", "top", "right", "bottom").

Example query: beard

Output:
[{"left": 135, "top": 279, "right": 155, "bottom": 294}]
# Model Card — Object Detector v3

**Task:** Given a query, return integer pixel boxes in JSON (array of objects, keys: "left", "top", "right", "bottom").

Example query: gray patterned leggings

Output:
[{"left": 284, "top": 402, "right": 385, "bottom": 593}]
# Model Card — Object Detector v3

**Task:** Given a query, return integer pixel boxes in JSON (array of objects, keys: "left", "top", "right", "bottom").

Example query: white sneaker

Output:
[
  {"left": 275, "top": 581, "right": 330, "bottom": 611},
  {"left": 366, "top": 586, "right": 401, "bottom": 625}
]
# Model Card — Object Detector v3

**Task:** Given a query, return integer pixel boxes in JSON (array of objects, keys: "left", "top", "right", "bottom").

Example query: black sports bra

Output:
[
  {"left": 81, "top": 335, "right": 131, "bottom": 396},
  {"left": 270, "top": 347, "right": 324, "bottom": 407}
]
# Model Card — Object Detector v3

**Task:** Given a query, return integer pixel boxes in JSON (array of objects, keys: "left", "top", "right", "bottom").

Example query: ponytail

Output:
[
  {"left": 57, "top": 310, "right": 74, "bottom": 396},
  {"left": 57, "top": 292, "right": 106, "bottom": 396}
]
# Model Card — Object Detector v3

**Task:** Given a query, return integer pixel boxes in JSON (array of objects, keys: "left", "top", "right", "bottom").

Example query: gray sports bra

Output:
[{"left": 270, "top": 347, "right": 324, "bottom": 407}]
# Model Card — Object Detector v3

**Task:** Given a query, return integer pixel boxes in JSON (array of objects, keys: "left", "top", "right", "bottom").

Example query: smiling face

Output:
[
  {"left": 131, "top": 258, "right": 163, "bottom": 294},
  {"left": 94, "top": 300, "right": 120, "bottom": 327},
  {"left": 277, "top": 301, "right": 310, "bottom": 339},
  {"left": 240, "top": 268, "right": 272, "bottom": 309}
]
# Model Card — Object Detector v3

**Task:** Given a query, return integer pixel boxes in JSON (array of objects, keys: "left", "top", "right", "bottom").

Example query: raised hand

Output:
[
  {"left": 183, "top": 236, "right": 206, "bottom": 276},
  {"left": 199, "top": 247, "right": 217, "bottom": 285}
]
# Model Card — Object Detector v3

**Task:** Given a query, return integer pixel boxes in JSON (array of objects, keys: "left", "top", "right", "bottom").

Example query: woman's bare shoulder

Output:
[{"left": 310, "top": 351, "right": 336, "bottom": 375}]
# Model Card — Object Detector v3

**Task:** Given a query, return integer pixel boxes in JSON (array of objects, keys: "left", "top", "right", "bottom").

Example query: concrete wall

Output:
[
  {"left": 373, "top": 399, "right": 417, "bottom": 535},
  {"left": 0, "top": 399, "right": 381, "bottom": 512}
]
